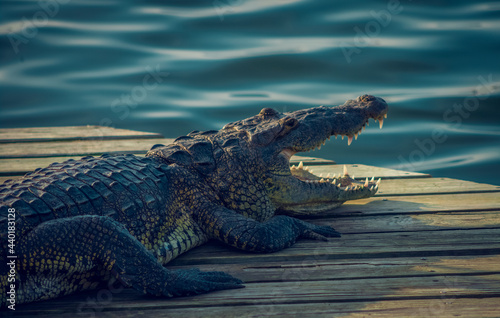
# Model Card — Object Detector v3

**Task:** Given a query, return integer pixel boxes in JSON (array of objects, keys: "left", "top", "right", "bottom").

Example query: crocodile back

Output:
[{"left": 0, "top": 154, "right": 170, "bottom": 252}]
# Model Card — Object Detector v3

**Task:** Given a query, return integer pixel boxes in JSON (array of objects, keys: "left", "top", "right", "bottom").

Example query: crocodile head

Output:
[
  {"left": 218, "top": 94, "right": 388, "bottom": 215},
  {"left": 147, "top": 95, "right": 388, "bottom": 218}
]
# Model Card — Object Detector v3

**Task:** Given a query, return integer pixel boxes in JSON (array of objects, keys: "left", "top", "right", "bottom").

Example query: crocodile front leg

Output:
[
  {"left": 196, "top": 205, "right": 341, "bottom": 253},
  {"left": 6, "top": 215, "right": 243, "bottom": 306}
]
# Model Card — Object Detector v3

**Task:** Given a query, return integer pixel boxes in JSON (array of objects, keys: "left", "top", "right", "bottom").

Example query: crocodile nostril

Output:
[
  {"left": 259, "top": 108, "right": 279, "bottom": 118},
  {"left": 359, "top": 95, "right": 376, "bottom": 102}
]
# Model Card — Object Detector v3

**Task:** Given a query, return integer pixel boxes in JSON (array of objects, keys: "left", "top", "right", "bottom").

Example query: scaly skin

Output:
[{"left": 0, "top": 95, "right": 388, "bottom": 307}]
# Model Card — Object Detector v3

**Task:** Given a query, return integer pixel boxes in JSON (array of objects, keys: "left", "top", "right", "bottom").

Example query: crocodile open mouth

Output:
[
  {"left": 278, "top": 114, "right": 386, "bottom": 193},
  {"left": 290, "top": 161, "right": 380, "bottom": 192}
]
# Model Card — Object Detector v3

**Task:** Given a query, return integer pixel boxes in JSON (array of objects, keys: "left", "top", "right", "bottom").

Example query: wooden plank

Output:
[
  {"left": 307, "top": 164, "right": 431, "bottom": 179},
  {"left": 9, "top": 254, "right": 500, "bottom": 316},
  {"left": 1, "top": 127, "right": 498, "bottom": 318},
  {"left": 168, "top": 255, "right": 500, "bottom": 283},
  {"left": 12, "top": 273, "right": 500, "bottom": 315},
  {"left": 68, "top": 298, "right": 499, "bottom": 318},
  {"left": 110, "top": 298, "right": 500, "bottom": 318},
  {"left": 315, "top": 210, "right": 500, "bottom": 234},
  {"left": 0, "top": 138, "right": 176, "bottom": 158},
  {"left": 317, "top": 192, "right": 500, "bottom": 217},
  {"left": 290, "top": 155, "right": 335, "bottom": 165},
  {"left": 10, "top": 297, "right": 500, "bottom": 318},
  {"left": 306, "top": 209, "right": 500, "bottom": 234},
  {"left": 160, "top": 274, "right": 500, "bottom": 306},
  {"left": 170, "top": 227, "right": 500, "bottom": 265},
  {"left": 0, "top": 126, "right": 163, "bottom": 143},
  {"left": 374, "top": 177, "right": 500, "bottom": 196}
]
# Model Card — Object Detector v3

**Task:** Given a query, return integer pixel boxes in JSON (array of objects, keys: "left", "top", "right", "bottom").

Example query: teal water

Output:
[{"left": 1, "top": 0, "right": 499, "bottom": 185}]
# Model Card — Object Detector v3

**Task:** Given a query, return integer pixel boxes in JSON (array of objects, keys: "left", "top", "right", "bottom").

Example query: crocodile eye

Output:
[
  {"left": 278, "top": 117, "right": 299, "bottom": 137},
  {"left": 283, "top": 117, "right": 298, "bottom": 128}
]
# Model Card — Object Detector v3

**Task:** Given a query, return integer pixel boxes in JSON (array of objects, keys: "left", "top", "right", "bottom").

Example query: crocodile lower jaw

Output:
[{"left": 291, "top": 162, "right": 380, "bottom": 191}]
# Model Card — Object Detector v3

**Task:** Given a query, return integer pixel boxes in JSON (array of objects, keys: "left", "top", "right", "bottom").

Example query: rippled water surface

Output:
[{"left": 1, "top": 0, "right": 499, "bottom": 185}]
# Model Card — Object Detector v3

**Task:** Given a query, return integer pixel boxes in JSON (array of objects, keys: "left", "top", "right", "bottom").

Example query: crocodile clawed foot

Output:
[
  {"left": 298, "top": 219, "right": 342, "bottom": 241},
  {"left": 163, "top": 268, "right": 245, "bottom": 297}
]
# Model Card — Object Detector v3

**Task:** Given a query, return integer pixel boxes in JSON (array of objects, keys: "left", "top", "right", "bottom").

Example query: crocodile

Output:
[{"left": 0, "top": 94, "right": 388, "bottom": 308}]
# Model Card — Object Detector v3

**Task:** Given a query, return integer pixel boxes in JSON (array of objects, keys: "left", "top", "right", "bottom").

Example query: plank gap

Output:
[
  {"left": 170, "top": 248, "right": 500, "bottom": 266},
  {"left": 340, "top": 225, "right": 500, "bottom": 235},
  {"left": 244, "top": 271, "right": 500, "bottom": 284},
  {"left": 376, "top": 189, "right": 500, "bottom": 197},
  {"left": 0, "top": 126, "right": 164, "bottom": 143},
  {"left": 310, "top": 208, "right": 500, "bottom": 219}
]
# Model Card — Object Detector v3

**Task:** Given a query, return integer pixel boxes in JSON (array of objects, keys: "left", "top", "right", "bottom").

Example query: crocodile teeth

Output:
[
  {"left": 364, "top": 177, "right": 369, "bottom": 187},
  {"left": 354, "top": 132, "right": 358, "bottom": 140},
  {"left": 298, "top": 161, "right": 304, "bottom": 169},
  {"left": 343, "top": 165, "right": 348, "bottom": 176},
  {"left": 376, "top": 178, "right": 382, "bottom": 185},
  {"left": 341, "top": 135, "right": 344, "bottom": 140},
  {"left": 304, "top": 167, "right": 310, "bottom": 171},
  {"left": 319, "top": 173, "right": 323, "bottom": 178},
  {"left": 326, "top": 173, "right": 331, "bottom": 179},
  {"left": 384, "top": 113, "right": 388, "bottom": 118},
  {"left": 379, "top": 118, "right": 384, "bottom": 129},
  {"left": 347, "top": 135, "right": 353, "bottom": 146},
  {"left": 320, "top": 178, "right": 325, "bottom": 182},
  {"left": 370, "top": 176, "right": 375, "bottom": 182}
]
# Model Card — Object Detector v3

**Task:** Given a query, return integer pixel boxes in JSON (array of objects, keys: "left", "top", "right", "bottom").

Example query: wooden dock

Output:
[{"left": 1, "top": 126, "right": 500, "bottom": 317}]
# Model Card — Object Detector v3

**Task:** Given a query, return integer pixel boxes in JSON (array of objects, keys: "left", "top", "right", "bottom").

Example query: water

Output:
[{"left": 1, "top": 0, "right": 499, "bottom": 185}]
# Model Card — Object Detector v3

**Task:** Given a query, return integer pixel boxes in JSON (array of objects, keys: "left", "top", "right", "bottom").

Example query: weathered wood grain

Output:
[
  {"left": 290, "top": 156, "right": 335, "bottom": 165},
  {"left": 1, "top": 126, "right": 499, "bottom": 318},
  {"left": 168, "top": 255, "right": 500, "bottom": 283},
  {"left": 0, "top": 138, "right": 176, "bottom": 158},
  {"left": 9, "top": 298, "right": 500, "bottom": 318},
  {"left": 11, "top": 273, "right": 500, "bottom": 316},
  {"left": 313, "top": 210, "right": 500, "bottom": 233},
  {"left": 307, "top": 164, "right": 431, "bottom": 179},
  {"left": 0, "top": 126, "right": 163, "bottom": 143},
  {"left": 86, "top": 298, "right": 500, "bottom": 318},
  {"left": 329, "top": 192, "right": 500, "bottom": 217},
  {"left": 374, "top": 177, "right": 500, "bottom": 196},
  {"left": 9, "top": 255, "right": 500, "bottom": 317},
  {"left": 169, "top": 227, "right": 500, "bottom": 266}
]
